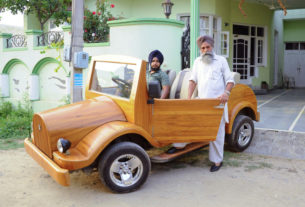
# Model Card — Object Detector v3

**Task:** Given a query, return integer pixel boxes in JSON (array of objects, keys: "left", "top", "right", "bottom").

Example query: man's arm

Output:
[
  {"left": 160, "top": 85, "right": 170, "bottom": 99},
  {"left": 218, "top": 82, "right": 234, "bottom": 104},
  {"left": 188, "top": 80, "right": 197, "bottom": 99}
]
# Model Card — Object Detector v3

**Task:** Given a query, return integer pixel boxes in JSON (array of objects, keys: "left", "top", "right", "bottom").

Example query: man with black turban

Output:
[{"left": 146, "top": 50, "right": 170, "bottom": 99}]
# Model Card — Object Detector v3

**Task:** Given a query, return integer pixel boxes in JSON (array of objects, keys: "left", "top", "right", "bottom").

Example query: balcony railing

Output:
[
  {"left": 6, "top": 35, "right": 27, "bottom": 48},
  {"left": 37, "top": 31, "right": 64, "bottom": 46}
]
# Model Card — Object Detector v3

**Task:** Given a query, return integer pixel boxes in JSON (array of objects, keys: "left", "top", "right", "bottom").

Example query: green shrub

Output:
[
  {"left": 0, "top": 101, "right": 13, "bottom": 118},
  {"left": 0, "top": 99, "right": 33, "bottom": 139},
  {"left": 0, "top": 116, "right": 31, "bottom": 139}
]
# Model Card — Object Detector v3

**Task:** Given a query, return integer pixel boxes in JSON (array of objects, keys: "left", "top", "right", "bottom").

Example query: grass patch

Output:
[
  {"left": 244, "top": 162, "right": 273, "bottom": 172},
  {"left": 0, "top": 138, "right": 24, "bottom": 150},
  {"left": 0, "top": 97, "right": 33, "bottom": 150},
  {"left": 149, "top": 145, "right": 275, "bottom": 173}
]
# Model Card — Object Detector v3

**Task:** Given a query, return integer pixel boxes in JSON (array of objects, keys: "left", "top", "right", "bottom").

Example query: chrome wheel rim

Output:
[
  {"left": 109, "top": 154, "right": 143, "bottom": 187},
  {"left": 237, "top": 123, "right": 252, "bottom": 147}
]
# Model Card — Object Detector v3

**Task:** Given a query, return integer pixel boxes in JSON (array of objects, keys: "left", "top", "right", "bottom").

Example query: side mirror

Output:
[{"left": 148, "top": 80, "right": 161, "bottom": 99}]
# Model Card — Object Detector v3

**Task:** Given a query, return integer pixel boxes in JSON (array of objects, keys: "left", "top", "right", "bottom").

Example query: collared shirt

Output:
[
  {"left": 146, "top": 69, "right": 170, "bottom": 89},
  {"left": 190, "top": 54, "right": 234, "bottom": 98}
]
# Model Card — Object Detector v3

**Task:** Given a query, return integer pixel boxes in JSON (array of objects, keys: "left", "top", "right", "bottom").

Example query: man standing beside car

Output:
[
  {"left": 188, "top": 35, "right": 235, "bottom": 172},
  {"left": 146, "top": 50, "right": 170, "bottom": 99}
]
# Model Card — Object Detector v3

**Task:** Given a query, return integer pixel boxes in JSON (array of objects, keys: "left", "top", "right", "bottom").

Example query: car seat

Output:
[
  {"left": 169, "top": 69, "right": 197, "bottom": 99},
  {"left": 165, "top": 69, "right": 177, "bottom": 87}
]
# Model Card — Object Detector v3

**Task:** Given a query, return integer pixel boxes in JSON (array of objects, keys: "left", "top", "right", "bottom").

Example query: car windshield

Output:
[{"left": 90, "top": 61, "right": 136, "bottom": 99}]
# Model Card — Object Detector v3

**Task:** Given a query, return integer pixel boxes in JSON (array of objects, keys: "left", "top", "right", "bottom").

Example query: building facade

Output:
[{"left": 0, "top": 0, "right": 305, "bottom": 112}]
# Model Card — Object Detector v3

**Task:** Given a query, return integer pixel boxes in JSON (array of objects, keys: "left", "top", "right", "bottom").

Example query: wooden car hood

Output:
[{"left": 32, "top": 96, "right": 126, "bottom": 158}]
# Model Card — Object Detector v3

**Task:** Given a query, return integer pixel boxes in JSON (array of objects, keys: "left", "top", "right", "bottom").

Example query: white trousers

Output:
[
  {"left": 209, "top": 116, "right": 225, "bottom": 163},
  {"left": 172, "top": 116, "right": 225, "bottom": 163}
]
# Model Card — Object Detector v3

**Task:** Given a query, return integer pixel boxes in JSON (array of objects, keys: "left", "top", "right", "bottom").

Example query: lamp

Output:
[{"left": 162, "top": 0, "right": 174, "bottom": 19}]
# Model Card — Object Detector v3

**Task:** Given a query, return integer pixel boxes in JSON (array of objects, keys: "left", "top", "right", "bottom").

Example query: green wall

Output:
[
  {"left": 215, "top": 0, "right": 231, "bottom": 29},
  {"left": 85, "top": 0, "right": 216, "bottom": 20},
  {"left": 284, "top": 20, "right": 305, "bottom": 42},
  {"left": 24, "top": 13, "right": 42, "bottom": 31}
]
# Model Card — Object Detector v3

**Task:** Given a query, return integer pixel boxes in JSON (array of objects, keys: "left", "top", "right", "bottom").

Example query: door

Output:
[
  {"left": 151, "top": 99, "right": 223, "bottom": 143},
  {"left": 284, "top": 42, "right": 305, "bottom": 87},
  {"left": 233, "top": 36, "right": 251, "bottom": 84},
  {"left": 298, "top": 44, "right": 305, "bottom": 87}
]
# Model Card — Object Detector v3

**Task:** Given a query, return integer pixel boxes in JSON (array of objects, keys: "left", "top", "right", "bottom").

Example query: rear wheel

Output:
[
  {"left": 226, "top": 115, "right": 254, "bottom": 152},
  {"left": 98, "top": 142, "right": 151, "bottom": 193}
]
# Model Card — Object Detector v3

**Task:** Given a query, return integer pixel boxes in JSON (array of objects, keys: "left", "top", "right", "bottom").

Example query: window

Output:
[
  {"left": 49, "top": 19, "right": 57, "bottom": 30},
  {"left": 179, "top": 14, "right": 221, "bottom": 54},
  {"left": 199, "top": 16, "right": 209, "bottom": 36},
  {"left": 286, "top": 42, "right": 299, "bottom": 50},
  {"left": 285, "top": 42, "right": 305, "bottom": 50},
  {"left": 233, "top": 25, "right": 249, "bottom": 35},
  {"left": 257, "top": 39, "right": 264, "bottom": 64},
  {"left": 220, "top": 31, "right": 229, "bottom": 57},
  {"left": 254, "top": 27, "right": 266, "bottom": 66}
]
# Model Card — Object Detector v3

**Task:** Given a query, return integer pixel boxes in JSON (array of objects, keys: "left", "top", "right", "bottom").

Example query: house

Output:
[{"left": 0, "top": 0, "right": 305, "bottom": 112}]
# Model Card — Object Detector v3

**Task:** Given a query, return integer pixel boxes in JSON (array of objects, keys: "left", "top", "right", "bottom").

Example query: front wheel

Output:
[
  {"left": 98, "top": 142, "right": 151, "bottom": 193},
  {"left": 226, "top": 115, "right": 254, "bottom": 152}
]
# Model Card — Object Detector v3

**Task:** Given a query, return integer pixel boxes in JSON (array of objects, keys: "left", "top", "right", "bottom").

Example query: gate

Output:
[{"left": 181, "top": 24, "right": 190, "bottom": 70}]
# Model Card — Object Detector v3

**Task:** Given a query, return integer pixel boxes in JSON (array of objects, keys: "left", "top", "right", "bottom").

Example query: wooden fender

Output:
[
  {"left": 53, "top": 121, "right": 160, "bottom": 170},
  {"left": 226, "top": 84, "right": 259, "bottom": 134}
]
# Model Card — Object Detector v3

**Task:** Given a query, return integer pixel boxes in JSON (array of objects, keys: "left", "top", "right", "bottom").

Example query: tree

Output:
[
  {"left": 0, "top": 1, "right": 5, "bottom": 18},
  {"left": 1, "top": 0, "right": 71, "bottom": 31}
]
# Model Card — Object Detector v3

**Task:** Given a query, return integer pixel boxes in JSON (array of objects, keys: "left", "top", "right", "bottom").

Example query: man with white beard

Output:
[{"left": 168, "top": 35, "right": 234, "bottom": 172}]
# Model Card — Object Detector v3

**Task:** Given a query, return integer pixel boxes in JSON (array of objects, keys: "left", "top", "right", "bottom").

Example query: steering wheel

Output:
[
  {"left": 112, "top": 77, "right": 132, "bottom": 89},
  {"left": 112, "top": 77, "right": 132, "bottom": 97}
]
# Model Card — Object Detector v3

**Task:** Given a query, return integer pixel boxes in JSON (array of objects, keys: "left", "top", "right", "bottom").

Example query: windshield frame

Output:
[{"left": 86, "top": 55, "right": 142, "bottom": 102}]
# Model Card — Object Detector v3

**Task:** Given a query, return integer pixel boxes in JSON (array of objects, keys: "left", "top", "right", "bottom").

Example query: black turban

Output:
[{"left": 148, "top": 50, "right": 164, "bottom": 65}]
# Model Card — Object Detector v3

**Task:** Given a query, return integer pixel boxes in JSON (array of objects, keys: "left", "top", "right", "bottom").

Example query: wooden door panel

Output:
[{"left": 152, "top": 99, "right": 223, "bottom": 143}]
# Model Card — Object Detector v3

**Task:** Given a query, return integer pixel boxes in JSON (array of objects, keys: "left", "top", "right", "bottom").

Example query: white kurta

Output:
[{"left": 174, "top": 54, "right": 234, "bottom": 163}]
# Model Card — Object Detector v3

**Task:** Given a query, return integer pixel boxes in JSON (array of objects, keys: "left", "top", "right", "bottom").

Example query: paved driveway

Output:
[{"left": 255, "top": 88, "right": 305, "bottom": 132}]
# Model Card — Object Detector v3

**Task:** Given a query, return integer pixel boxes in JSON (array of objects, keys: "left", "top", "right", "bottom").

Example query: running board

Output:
[{"left": 150, "top": 142, "right": 209, "bottom": 163}]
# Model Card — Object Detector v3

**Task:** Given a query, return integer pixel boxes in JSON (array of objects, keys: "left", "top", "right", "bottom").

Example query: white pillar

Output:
[
  {"left": 0, "top": 74, "right": 9, "bottom": 97},
  {"left": 66, "top": 76, "right": 70, "bottom": 96},
  {"left": 29, "top": 75, "right": 40, "bottom": 100},
  {"left": 25, "top": 30, "right": 43, "bottom": 49}
]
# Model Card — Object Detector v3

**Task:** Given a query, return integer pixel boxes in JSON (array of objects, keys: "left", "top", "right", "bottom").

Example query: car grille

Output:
[{"left": 32, "top": 114, "right": 53, "bottom": 158}]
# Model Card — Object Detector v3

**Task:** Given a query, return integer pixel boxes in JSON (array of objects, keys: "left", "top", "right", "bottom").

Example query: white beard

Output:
[{"left": 201, "top": 52, "right": 214, "bottom": 64}]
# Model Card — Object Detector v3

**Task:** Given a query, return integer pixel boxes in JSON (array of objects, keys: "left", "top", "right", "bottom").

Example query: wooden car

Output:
[{"left": 24, "top": 55, "right": 259, "bottom": 193}]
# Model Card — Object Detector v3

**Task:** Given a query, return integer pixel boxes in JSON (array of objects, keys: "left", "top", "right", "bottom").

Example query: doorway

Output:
[{"left": 284, "top": 42, "right": 305, "bottom": 87}]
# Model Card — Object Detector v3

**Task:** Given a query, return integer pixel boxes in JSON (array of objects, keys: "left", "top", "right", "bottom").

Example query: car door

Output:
[{"left": 151, "top": 99, "right": 223, "bottom": 143}]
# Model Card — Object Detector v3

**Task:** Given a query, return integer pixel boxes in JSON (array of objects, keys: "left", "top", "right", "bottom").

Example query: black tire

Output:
[
  {"left": 98, "top": 142, "right": 151, "bottom": 193},
  {"left": 226, "top": 115, "right": 254, "bottom": 152}
]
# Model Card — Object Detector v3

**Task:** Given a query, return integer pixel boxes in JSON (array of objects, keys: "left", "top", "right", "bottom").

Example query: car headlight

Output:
[{"left": 57, "top": 138, "right": 71, "bottom": 153}]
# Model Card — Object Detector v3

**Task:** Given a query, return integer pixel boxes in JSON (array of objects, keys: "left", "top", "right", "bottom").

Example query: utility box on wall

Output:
[{"left": 74, "top": 52, "right": 89, "bottom": 69}]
